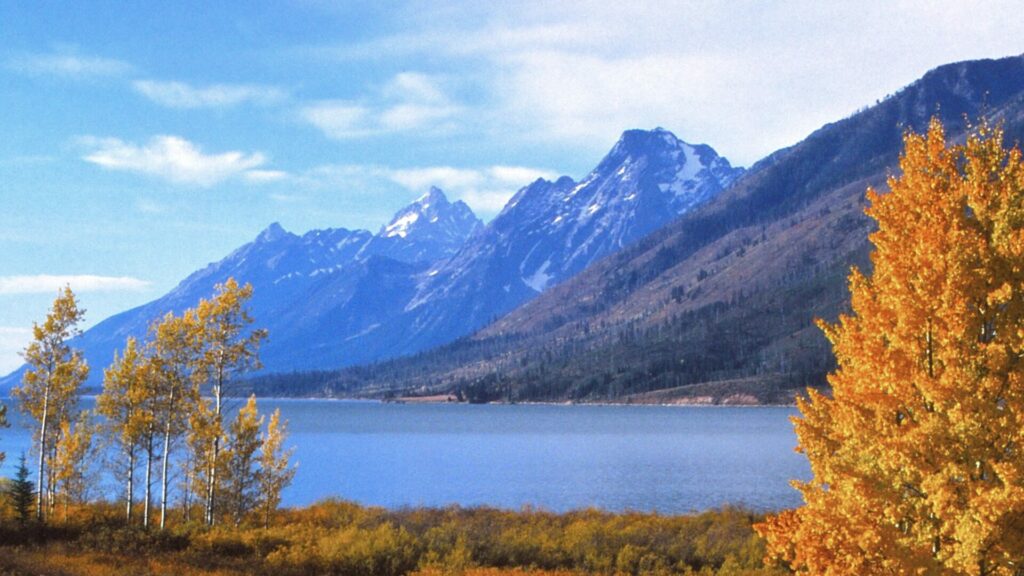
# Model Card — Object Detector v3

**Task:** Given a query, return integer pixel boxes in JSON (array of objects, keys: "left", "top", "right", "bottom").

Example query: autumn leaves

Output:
[
  {"left": 12, "top": 279, "right": 294, "bottom": 528},
  {"left": 758, "top": 120, "right": 1024, "bottom": 574}
]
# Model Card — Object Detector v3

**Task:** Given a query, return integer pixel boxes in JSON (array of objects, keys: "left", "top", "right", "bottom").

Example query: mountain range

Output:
[
  {"left": 247, "top": 54, "right": 1024, "bottom": 404},
  {"left": 0, "top": 127, "right": 742, "bottom": 388},
  {"left": 6, "top": 54, "right": 1024, "bottom": 403}
]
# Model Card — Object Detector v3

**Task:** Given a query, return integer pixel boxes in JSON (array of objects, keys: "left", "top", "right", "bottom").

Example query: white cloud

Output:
[
  {"left": 308, "top": 1, "right": 1024, "bottom": 165},
  {"left": 300, "top": 102, "right": 375, "bottom": 139},
  {"left": 386, "top": 165, "right": 558, "bottom": 216},
  {"left": 300, "top": 72, "right": 460, "bottom": 139},
  {"left": 384, "top": 72, "right": 448, "bottom": 103},
  {"left": 0, "top": 327, "right": 32, "bottom": 374},
  {"left": 296, "top": 162, "right": 556, "bottom": 217},
  {"left": 0, "top": 275, "right": 151, "bottom": 295},
  {"left": 132, "top": 80, "right": 287, "bottom": 108},
  {"left": 244, "top": 169, "right": 290, "bottom": 183},
  {"left": 487, "top": 165, "right": 562, "bottom": 186},
  {"left": 8, "top": 52, "right": 132, "bottom": 79},
  {"left": 79, "top": 135, "right": 271, "bottom": 187},
  {"left": 388, "top": 166, "right": 485, "bottom": 191},
  {"left": 379, "top": 103, "right": 459, "bottom": 132},
  {"left": 457, "top": 188, "right": 523, "bottom": 214}
]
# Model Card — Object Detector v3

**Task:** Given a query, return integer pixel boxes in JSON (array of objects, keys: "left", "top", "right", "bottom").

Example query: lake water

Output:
[{"left": 0, "top": 398, "right": 809, "bottom": 513}]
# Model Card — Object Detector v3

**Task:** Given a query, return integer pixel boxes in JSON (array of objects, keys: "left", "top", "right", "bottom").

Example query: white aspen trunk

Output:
[
  {"left": 143, "top": 435, "right": 153, "bottom": 528},
  {"left": 35, "top": 386, "right": 50, "bottom": 522},
  {"left": 126, "top": 447, "right": 135, "bottom": 523},
  {"left": 205, "top": 359, "right": 225, "bottom": 526},
  {"left": 48, "top": 439, "right": 58, "bottom": 518},
  {"left": 159, "top": 416, "right": 172, "bottom": 530}
]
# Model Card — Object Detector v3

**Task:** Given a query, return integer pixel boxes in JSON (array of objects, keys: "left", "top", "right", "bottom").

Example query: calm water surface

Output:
[{"left": 0, "top": 398, "right": 809, "bottom": 513}]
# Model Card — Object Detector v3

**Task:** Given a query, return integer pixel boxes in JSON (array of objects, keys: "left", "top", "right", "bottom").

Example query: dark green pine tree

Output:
[{"left": 9, "top": 452, "right": 35, "bottom": 525}]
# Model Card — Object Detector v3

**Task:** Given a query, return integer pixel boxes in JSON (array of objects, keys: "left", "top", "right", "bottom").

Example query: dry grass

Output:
[{"left": 0, "top": 501, "right": 785, "bottom": 576}]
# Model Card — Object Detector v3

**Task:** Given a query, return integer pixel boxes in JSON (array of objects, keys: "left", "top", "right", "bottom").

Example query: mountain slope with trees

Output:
[{"left": 272, "top": 55, "right": 1024, "bottom": 403}]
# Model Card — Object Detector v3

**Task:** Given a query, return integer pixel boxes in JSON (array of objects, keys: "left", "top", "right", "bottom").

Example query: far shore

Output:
[{"left": 2, "top": 392, "right": 799, "bottom": 408}]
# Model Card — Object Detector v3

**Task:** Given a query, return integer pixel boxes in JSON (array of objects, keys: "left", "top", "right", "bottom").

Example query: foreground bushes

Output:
[{"left": 0, "top": 500, "right": 786, "bottom": 575}]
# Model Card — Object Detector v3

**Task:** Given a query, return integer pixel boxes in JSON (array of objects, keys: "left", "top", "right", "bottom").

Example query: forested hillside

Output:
[{"left": 249, "top": 55, "right": 1024, "bottom": 403}]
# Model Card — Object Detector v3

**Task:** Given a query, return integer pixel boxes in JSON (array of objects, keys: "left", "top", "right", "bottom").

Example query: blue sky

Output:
[{"left": 2, "top": 1, "right": 1023, "bottom": 373}]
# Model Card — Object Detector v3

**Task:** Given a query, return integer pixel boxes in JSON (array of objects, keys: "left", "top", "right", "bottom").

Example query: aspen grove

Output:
[{"left": 12, "top": 279, "right": 294, "bottom": 528}]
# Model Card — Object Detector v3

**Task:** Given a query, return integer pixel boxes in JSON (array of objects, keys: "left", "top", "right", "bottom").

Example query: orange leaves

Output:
[{"left": 757, "top": 119, "right": 1024, "bottom": 574}]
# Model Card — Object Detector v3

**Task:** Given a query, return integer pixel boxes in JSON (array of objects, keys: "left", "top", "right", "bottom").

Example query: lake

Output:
[{"left": 0, "top": 398, "right": 809, "bottom": 513}]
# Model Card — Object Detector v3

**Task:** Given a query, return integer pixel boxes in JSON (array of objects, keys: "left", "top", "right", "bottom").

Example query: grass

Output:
[{"left": 0, "top": 501, "right": 788, "bottom": 575}]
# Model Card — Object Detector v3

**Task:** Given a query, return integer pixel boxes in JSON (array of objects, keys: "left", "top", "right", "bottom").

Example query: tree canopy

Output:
[{"left": 758, "top": 119, "right": 1024, "bottom": 574}]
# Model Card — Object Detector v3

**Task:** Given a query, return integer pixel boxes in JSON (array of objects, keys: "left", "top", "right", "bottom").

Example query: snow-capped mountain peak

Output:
[
  {"left": 371, "top": 187, "right": 482, "bottom": 263},
  {"left": 401, "top": 127, "right": 744, "bottom": 353},
  {"left": 380, "top": 187, "right": 479, "bottom": 240}
]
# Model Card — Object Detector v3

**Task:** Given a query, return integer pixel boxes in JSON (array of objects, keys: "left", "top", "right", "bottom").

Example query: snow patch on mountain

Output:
[
  {"left": 383, "top": 211, "right": 420, "bottom": 238},
  {"left": 523, "top": 259, "right": 553, "bottom": 292}
]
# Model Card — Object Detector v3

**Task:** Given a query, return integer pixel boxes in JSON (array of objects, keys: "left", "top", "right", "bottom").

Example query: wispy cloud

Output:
[
  {"left": 391, "top": 165, "right": 558, "bottom": 213},
  {"left": 8, "top": 51, "right": 133, "bottom": 79},
  {"left": 387, "top": 166, "right": 487, "bottom": 191},
  {"left": 0, "top": 275, "right": 151, "bottom": 295},
  {"left": 300, "top": 102, "right": 374, "bottom": 139},
  {"left": 132, "top": 79, "right": 287, "bottom": 108},
  {"left": 244, "top": 169, "right": 290, "bottom": 183},
  {"left": 301, "top": 72, "right": 461, "bottom": 139},
  {"left": 302, "top": 1, "right": 1024, "bottom": 165},
  {"left": 306, "top": 163, "right": 558, "bottom": 216},
  {"left": 79, "top": 135, "right": 276, "bottom": 187}
]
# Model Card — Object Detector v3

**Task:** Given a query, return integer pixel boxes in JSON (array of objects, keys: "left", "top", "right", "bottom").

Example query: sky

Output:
[{"left": 2, "top": 0, "right": 1024, "bottom": 374}]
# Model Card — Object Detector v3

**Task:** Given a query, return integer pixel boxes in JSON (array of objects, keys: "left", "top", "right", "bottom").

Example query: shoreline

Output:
[
  {"left": 2, "top": 395, "right": 798, "bottom": 407},
  {"left": 280, "top": 395, "right": 798, "bottom": 408}
]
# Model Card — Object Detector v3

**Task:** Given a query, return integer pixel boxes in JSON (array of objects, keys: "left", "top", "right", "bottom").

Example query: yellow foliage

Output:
[
  {"left": 13, "top": 285, "right": 88, "bottom": 522},
  {"left": 758, "top": 119, "right": 1024, "bottom": 574},
  {"left": 0, "top": 501, "right": 782, "bottom": 576}
]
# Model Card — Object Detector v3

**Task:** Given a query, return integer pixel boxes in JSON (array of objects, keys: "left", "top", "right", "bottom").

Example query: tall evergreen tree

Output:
[
  {"left": 758, "top": 120, "right": 1024, "bottom": 574},
  {"left": 9, "top": 452, "right": 35, "bottom": 525},
  {"left": 13, "top": 286, "right": 88, "bottom": 522}
]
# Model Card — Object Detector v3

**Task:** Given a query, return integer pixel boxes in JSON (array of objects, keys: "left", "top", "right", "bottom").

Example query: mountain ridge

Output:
[
  {"left": 261, "top": 54, "right": 1024, "bottom": 403},
  {"left": 1, "top": 128, "right": 741, "bottom": 388}
]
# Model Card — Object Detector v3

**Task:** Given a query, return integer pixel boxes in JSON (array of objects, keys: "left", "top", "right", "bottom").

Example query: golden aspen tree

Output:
[
  {"left": 139, "top": 354, "right": 160, "bottom": 529},
  {"left": 193, "top": 278, "right": 266, "bottom": 526},
  {"left": 258, "top": 407, "right": 295, "bottom": 528},
  {"left": 183, "top": 399, "right": 218, "bottom": 523},
  {"left": 757, "top": 119, "right": 1024, "bottom": 575},
  {"left": 13, "top": 286, "right": 88, "bottom": 522},
  {"left": 149, "top": 310, "right": 201, "bottom": 530},
  {"left": 97, "top": 337, "right": 152, "bottom": 524},
  {"left": 223, "top": 395, "right": 262, "bottom": 526},
  {"left": 52, "top": 411, "right": 95, "bottom": 522}
]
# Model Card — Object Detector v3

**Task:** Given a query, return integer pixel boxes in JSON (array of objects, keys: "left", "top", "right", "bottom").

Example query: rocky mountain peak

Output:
[
  {"left": 256, "top": 221, "right": 291, "bottom": 244},
  {"left": 380, "top": 187, "right": 480, "bottom": 242}
]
